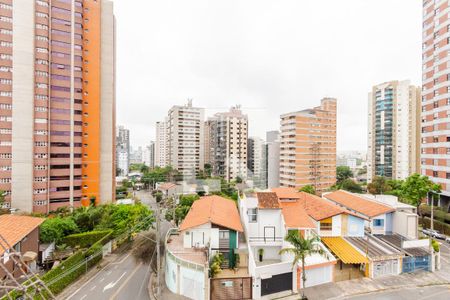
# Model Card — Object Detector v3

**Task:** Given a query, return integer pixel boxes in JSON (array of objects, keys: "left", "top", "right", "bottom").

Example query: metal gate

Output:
[
  {"left": 402, "top": 256, "right": 430, "bottom": 273},
  {"left": 261, "top": 272, "right": 293, "bottom": 296},
  {"left": 210, "top": 277, "right": 252, "bottom": 300}
]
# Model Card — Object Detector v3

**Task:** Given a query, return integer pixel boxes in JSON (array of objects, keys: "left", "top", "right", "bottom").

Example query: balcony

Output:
[{"left": 248, "top": 236, "right": 284, "bottom": 246}]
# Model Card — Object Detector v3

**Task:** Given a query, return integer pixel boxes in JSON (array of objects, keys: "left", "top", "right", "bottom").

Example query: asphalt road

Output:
[
  {"left": 346, "top": 285, "right": 450, "bottom": 299},
  {"left": 66, "top": 251, "right": 151, "bottom": 300}
]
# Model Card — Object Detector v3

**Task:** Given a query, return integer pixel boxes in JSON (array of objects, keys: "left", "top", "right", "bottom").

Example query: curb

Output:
[{"left": 148, "top": 271, "right": 157, "bottom": 300}]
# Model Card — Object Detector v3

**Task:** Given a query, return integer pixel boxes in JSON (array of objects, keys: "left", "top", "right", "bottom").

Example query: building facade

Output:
[
  {"left": 367, "top": 80, "right": 420, "bottom": 182},
  {"left": 116, "top": 125, "right": 129, "bottom": 176},
  {"left": 422, "top": 0, "right": 450, "bottom": 211},
  {"left": 167, "top": 100, "right": 204, "bottom": 177},
  {"left": 0, "top": 0, "right": 115, "bottom": 213},
  {"left": 155, "top": 120, "right": 167, "bottom": 168},
  {"left": 143, "top": 141, "right": 154, "bottom": 168},
  {"left": 279, "top": 98, "right": 337, "bottom": 194},
  {"left": 266, "top": 130, "right": 280, "bottom": 189},
  {"left": 247, "top": 136, "right": 266, "bottom": 188},
  {"left": 207, "top": 106, "right": 248, "bottom": 181}
]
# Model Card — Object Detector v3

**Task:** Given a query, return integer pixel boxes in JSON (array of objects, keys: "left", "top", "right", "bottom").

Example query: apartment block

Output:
[
  {"left": 207, "top": 106, "right": 248, "bottom": 181},
  {"left": 0, "top": 0, "right": 115, "bottom": 213},
  {"left": 167, "top": 100, "right": 204, "bottom": 177},
  {"left": 116, "top": 125, "right": 129, "bottom": 176},
  {"left": 155, "top": 120, "right": 167, "bottom": 168},
  {"left": 422, "top": 0, "right": 450, "bottom": 210},
  {"left": 367, "top": 80, "right": 421, "bottom": 182},
  {"left": 266, "top": 130, "right": 280, "bottom": 189},
  {"left": 143, "top": 141, "right": 154, "bottom": 168},
  {"left": 247, "top": 136, "right": 267, "bottom": 188},
  {"left": 279, "top": 98, "right": 336, "bottom": 194}
]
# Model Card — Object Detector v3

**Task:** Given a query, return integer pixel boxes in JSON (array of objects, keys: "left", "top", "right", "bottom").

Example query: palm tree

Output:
[{"left": 279, "top": 232, "right": 327, "bottom": 300}]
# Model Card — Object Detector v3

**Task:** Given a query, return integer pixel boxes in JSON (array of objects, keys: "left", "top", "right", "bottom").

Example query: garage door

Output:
[
  {"left": 373, "top": 259, "right": 398, "bottom": 278},
  {"left": 303, "top": 266, "right": 332, "bottom": 288},
  {"left": 261, "top": 272, "right": 293, "bottom": 296}
]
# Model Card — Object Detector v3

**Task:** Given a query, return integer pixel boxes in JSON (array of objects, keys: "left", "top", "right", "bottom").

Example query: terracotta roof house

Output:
[
  {"left": 0, "top": 214, "right": 45, "bottom": 278},
  {"left": 256, "top": 192, "right": 280, "bottom": 209}
]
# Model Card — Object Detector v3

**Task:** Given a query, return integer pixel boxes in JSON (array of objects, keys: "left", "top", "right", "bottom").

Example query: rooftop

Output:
[
  {"left": 324, "top": 190, "right": 395, "bottom": 218},
  {"left": 256, "top": 192, "right": 280, "bottom": 209},
  {"left": 166, "top": 232, "right": 207, "bottom": 265},
  {"left": 279, "top": 201, "right": 315, "bottom": 229},
  {"left": 0, "top": 214, "right": 45, "bottom": 256},
  {"left": 179, "top": 195, "right": 244, "bottom": 232},
  {"left": 345, "top": 236, "right": 402, "bottom": 259}
]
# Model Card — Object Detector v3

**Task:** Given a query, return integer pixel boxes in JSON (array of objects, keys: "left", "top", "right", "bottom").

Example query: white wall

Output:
[
  {"left": 332, "top": 215, "right": 342, "bottom": 236},
  {"left": 183, "top": 223, "right": 219, "bottom": 248},
  {"left": 370, "top": 214, "right": 386, "bottom": 235},
  {"left": 393, "top": 211, "right": 418, "bottom": 240},
  {"left": 300, "top": 265, "right": 333, "bottom": 288}
]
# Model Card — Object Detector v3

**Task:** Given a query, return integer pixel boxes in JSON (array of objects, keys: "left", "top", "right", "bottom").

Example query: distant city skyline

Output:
[{"left": 113, "top": 0, "right": 422, "bottom": 152}]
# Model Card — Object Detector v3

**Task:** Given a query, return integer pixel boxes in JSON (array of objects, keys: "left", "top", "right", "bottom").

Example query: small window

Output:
[
  {"left": 247, "top": 208, "right": 257, "bottom": 222},
  {"left": 373, "top": 219, "right": 384, "bottom": 227}
]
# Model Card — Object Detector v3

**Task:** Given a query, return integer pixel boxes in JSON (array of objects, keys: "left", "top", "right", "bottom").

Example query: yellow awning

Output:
[{"left": 321, "top": 237, "right": 368, "bottom": 264}]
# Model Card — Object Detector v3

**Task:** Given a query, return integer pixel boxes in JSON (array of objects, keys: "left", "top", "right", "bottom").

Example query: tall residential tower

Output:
[
  {"left": 367, "top": 80, "right": 421, "bottom": 182},
  {"left": 0, "top": 0, "right": 116, "bottom": 213},
  {"left": 279, "top": 98, "right": 336, "bottom": 194}
]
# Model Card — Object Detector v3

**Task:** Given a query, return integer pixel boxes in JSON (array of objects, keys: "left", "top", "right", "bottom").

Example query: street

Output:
[
  {"left": 345, "top": 285, "right": 450, "bottom": 299},
  {"left": 65, "top": 251, "right": 151, "bottom": 300}
]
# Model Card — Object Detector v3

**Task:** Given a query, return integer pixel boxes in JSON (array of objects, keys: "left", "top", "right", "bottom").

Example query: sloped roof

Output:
[
  {"left": 257, "top": 192, "right": 280, "bottom": 209},
  {"left": 297, "top": 192, "right": 351, "bottom": 221},
  {"left": 0, "top": 215, "right": 45, "bottom": 256},
  {"left": 158, "top": 182, "right": 177, "bottom": 191},
  {"left": 324, "top": 190, "right": 395, "bottom": 218},
  {"left": 179, "top": 195, "right": 243, "bottom": 232},
  {"left": 279, "top": 201, "right": 315, "bottom": 229},
  {"left": 271, "top": 187, "right": 301, "bottom": 199}
]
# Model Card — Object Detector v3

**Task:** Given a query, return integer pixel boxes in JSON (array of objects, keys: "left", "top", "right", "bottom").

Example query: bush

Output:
[
  {"left": 432, "top": 239, "right": 440, "bottom": 253},
  {"left": 64, "top": 230, "right": 113, "bottom": 249},
  {"left": 40, "top": 217, "right": 79, "bottom": 244},
  {"left": 419, "top": 205, "right": 450, "bottom": 224},
  {"left": 421, "top": 217, "right": 450, "bottom": 235}
]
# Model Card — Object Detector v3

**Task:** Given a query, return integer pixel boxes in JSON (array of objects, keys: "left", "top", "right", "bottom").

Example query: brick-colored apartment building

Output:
[{"left": 279, "top": 98, "right": 337, "bottom": 194}]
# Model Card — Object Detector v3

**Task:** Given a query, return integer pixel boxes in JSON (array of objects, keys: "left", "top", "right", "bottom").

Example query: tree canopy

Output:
[
  {"left": 299, "top": 185, "right": 316, "bottom": 195},
  {"left": 336, "top": 166, "right": 353, "bottom": 183},
  {"left": 401, "top": 173, "right": 441, "bottom": 210},
  {"left": 367, "top": 176, "right": 392, "bottom": 194}
]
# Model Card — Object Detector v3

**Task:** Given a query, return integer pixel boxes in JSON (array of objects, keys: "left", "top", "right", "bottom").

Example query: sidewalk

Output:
[
  {"left": 148, "top": 257, "right": 188, "bottom": 300},
  {"left": 277, "top": 270, "right": 450, "bottom": 300}
]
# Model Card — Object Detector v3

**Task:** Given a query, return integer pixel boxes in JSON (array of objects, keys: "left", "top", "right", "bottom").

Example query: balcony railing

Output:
[{"left": 248, "top": 236, "right": 284, "bottom": 243}]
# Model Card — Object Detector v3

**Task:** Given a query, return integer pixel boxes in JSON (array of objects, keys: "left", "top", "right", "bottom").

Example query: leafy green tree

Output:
[
  {"left": 40, "top": 217, "right": 79, "bottom": 244},
  {"left": 401, "top": 173, "right": 441, "bottom": 217},
  {"left": 367, "top": 176, "right": 391, "bottom": 194},
  {"left": 339, "top": 179, "right": 363, "bottom": 193},
  {"left": 300, "top": 185, "right": 316, "bottom": 195},
  {"left": 279, "top": 233, "right": 327, "bottom": 300},
  {"left": 336, "top": 166, "right": 353, "bottom": 183}
]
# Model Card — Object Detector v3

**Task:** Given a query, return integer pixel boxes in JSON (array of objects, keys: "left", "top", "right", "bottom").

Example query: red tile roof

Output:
[
  {"left": 158, "top": 182, "right": 177, "bottom": 191},
  {"left": 297, "top": 192, "right": 350, "bottom": 221},
  {"left": 323, "top": 190, "right": 395, "bottom": 218},
  {"left": 279, "top": 201, "right": 315, "bottom": 229},
  {"left": 179, "top": 195, "right": 243, "bottom": 232},
  {"left": 256, "top": 192, "right": 280, "bottom": 209},
  {"left": 271, "top": 187, "right": 301, "bottom": 199},
  {"left": 0, "top": 214, "right": 45, "bottom": 256}
]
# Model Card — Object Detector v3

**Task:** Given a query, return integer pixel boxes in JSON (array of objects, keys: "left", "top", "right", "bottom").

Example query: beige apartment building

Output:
[
  {"left": 279, "top": 98, "right": 336, "bottom": 194},
  {"left": 155, "top": 120, "right": 167, "bottom": 168},
  {"left": 367, "top": 80, "right": 421, "bottom": 182},
  {"left": 422, "top": 0, "right": 450, "bottom": 211},
  {"left": 207, "top": 106, "right": 248, "bottom": 181},
  {"left": 167, "top": 100, "right": 204, "bottom": 177},
  {"left": 0, "top": 0, "right": 116, "bottom": 213}
]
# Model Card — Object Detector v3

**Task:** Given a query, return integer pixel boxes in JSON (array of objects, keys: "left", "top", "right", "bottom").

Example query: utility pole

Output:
[{"left": 156, "top": 199, "right": 161, "bottom": 299}]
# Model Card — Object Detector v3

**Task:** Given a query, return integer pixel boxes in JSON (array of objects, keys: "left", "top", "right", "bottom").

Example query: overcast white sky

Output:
[{"left": 112, "top": 0, "right": 422, "bottom": 152}]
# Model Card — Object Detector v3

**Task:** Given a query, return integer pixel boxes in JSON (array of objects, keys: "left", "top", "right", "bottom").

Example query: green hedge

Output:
[
  {"left": 63, "top": 230, "right": 113, "bottom": 248},
  {"left": 2, "top": 230, "right": 113, "bottom": 299},
  {"left": 421, "top": 217, "right": 450, "bottom": 235},
  {"left": 420, "top": 205, "right": 450, "bottom": 224}
]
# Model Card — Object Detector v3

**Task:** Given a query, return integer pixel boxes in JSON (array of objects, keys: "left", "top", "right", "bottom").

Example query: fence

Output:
[
  {"left": 210, "top": 277, "right": 252, "bottom": 300},
  {"left": 402, "top": 255, "right": 430, "bottom": 273}
]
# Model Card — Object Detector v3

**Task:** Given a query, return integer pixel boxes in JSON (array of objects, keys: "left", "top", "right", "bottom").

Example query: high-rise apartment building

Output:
[
  {"left": 266, "top": 130, "right": 280, "bottom": 189},
  {"left": 155, "top": 121, "right": 167, "bottom": 167},
  {"left": 167, "top": 100, "right": 204, "bottom": 177},
  {"left": 279, "top": 98, "right": 336, "bottom": 194},
  {"left": 143, "top": 141, "right": 154, "bottom": 168},
  {"left": 207, "top": 106, "right": 248, "bottom": 181},
  {"left": 0, "top": 0, "right": 115, "bottom": 213},
  {"left": 203, "top": 119, "right": 213, "bottom": 166},
  {"left": 116, "top": 126, "right": 130, "bottom": 176},
  {"left": 247, "top": 136, "right": 266, "bottom": 188},
  {"left": 367, "top": 80, "right": 421, "bottom": 182},
  {"left": 422, "top": 0, "right": 450, "bottom": 209}
]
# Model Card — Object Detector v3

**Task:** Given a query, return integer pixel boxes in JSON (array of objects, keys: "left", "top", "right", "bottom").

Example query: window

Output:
[
  {"left": 373, "top": 219, "right": 384, "bottom": 227},
  {"left": 320, "top": 221, "right": 332, "bottom": 231},
  {"left": 247, "top": 208, "right": 257, "bottom": 222},
  {"left": 433, "top": 171, "right": 439, "bottom": 177}
]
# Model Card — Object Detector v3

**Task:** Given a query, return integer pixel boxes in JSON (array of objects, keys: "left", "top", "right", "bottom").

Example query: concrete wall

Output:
[
  {"left": 347, "top": 215, "right": 365, "bottom": 237},
  {"left": 299, "top": 265, "right": 333, "bottom": 288},
  {"left": 182, "top": 223, "right": 219, "bottom": 249},
  {"left": 370, "top": 214, "right": 386, "bottom": 235},
  {"left": 393, "top": 211, "right": 418, "bottom": 239},
  {"left": 165, "top": 252, "right": 206, "bottom": 300},
  {"left": 332, "top": 215, "right": 342, "bottom": 236}
]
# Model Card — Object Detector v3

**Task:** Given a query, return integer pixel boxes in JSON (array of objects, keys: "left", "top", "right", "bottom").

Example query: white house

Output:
[{"left": 239, "top": 192, "right": 336, "bottom": 299}]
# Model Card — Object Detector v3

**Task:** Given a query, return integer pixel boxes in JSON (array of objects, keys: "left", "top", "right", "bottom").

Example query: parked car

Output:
[
  {"left": 445, "top": 236, "right": 450, "bottom": 244},
  {"left": 423, "top": 228, "right": 447, "bottom": 240}
]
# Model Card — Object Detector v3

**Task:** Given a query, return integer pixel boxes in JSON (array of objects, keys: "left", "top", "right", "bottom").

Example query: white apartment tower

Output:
[
  {"left": 208, "top": 106, "right": 248, "bottom": 181},
  {"left": 167, "top": 100, "right": 205, "bottom": 177},
  {"left": 155, "top": 121, "right": 167, "bottom": 167},
  {"left": 367, "top": 80, "right": 420, "bottom": 182}
]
